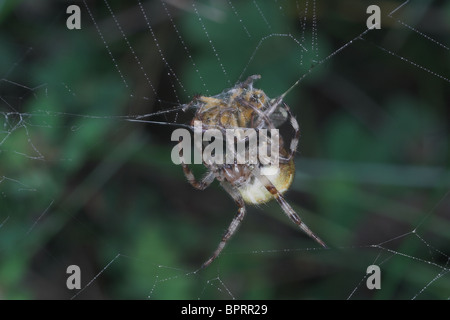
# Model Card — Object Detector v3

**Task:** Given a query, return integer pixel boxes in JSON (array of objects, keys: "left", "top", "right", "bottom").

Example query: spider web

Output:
[{"left": 0, "top": 0, "right": 449, "bottom": 300}]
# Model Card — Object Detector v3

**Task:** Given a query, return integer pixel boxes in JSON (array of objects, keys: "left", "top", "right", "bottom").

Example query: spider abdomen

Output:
[{"left": 238, "top": 160, "right": 295, "bottom": 205}]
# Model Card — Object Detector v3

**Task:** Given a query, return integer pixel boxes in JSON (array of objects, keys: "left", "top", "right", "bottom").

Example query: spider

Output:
[{"left": 179, "top": 74, "right": 327, "bottom": 269}]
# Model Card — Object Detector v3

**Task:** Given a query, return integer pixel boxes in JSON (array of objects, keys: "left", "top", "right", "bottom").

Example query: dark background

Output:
[{"left": 0, "top": 0, "right": 449, "bottom": 299}]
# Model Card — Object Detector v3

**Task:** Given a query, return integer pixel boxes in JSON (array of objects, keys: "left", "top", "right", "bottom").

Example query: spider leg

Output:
[
  {"left": 265, "top": 101, "right": 300, "bottom": 164},
  {"left": 257, "top": 96, "right": 283, "bottom": 128},
  {"left": 178, "top": 137, "right": 215, "bottom": 190},
  {"left": 240, "top": 74, "right": 261, "bottom": 89},
  {"left": 200, "top": 181, "right": 246, "bottom": 269},
  {"left": 182, "top": 164, "right": 215, "bottom": 190},
  {"left": 253, "top": 97, "right": 300, "bottom": 164},
  {"left": 257, "top": 173, "right": 327, "bottom": 248},
  {"left": 235, "top": 97, "right": 275, "bottom": 130},
  {"left": 280, "top": 102, "right": 300, "bottom": 163}
]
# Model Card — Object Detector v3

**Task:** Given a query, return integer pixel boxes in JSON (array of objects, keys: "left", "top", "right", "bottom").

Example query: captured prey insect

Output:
[{"left": 178, "top": 74, "right": 327, "bottom": 269}]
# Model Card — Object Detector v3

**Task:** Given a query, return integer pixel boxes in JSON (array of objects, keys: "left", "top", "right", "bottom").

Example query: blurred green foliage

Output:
[{"left": 0, "top": 0, "right": 449, "bottom": 299}]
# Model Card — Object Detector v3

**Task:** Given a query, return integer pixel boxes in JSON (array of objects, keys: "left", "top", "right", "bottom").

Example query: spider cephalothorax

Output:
[{"left": 180, "top": 75, "right": 326, "bottom": 269}]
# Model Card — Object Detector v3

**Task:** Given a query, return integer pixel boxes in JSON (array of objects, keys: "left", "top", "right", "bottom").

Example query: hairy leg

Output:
[
  {"left": 200, "top": 181, "right": 246, "bottom": 269},
  {"left": 257, "top": 173, "right": 327, "bottom": 248}
]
